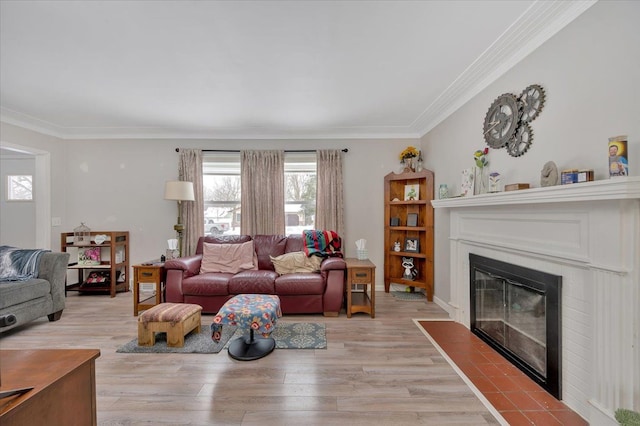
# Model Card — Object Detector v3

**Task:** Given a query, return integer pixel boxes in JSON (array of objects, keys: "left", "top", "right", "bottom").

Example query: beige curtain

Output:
[
  {"left": 316, "top": 149, "right": 344, "bottom": 237},
  {"left": 178, "top": 149, "right": 204, "bottom": 256},
  {"left": 240, "top": 150, "right": 285, "bottom": 235}
]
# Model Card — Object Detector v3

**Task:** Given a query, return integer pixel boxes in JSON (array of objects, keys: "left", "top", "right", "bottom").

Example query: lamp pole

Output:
[{"left": 164, "top": 181, "right": 195, "bottom": 258}]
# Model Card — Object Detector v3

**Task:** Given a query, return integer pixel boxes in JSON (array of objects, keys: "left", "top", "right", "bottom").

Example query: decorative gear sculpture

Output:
[
  {"left": 518, "top": 84, "right": 545, "bottom": 123},
  {"left": 483, "top": 84, "right": 545, "bottom": 158},
  {"left": 483, "top": 93, "right": 520, "bottom": 148},
  {"left": 507, "top": 122, "right": 533, "bottom": 157}
]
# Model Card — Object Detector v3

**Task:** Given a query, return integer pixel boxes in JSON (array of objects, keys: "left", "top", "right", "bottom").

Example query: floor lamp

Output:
[{"left": 164, "top": 180, "right": 195, "bottom": 258}]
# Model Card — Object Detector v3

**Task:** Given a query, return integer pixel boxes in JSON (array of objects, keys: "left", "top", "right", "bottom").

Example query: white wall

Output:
[
  {"left": 58, "top": 137, "right": 416, "bottom": 285},
  {"left": 421, "top": 1, "right": 640, "bottom": 305},
  {"left": 0, "top": 154, "right": 35, "bottom": 247}
]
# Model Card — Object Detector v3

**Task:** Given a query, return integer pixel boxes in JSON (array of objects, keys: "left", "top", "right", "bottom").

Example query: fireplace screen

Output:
[{"left": 470, "top": 254, "right": 562, "bottom": 398}]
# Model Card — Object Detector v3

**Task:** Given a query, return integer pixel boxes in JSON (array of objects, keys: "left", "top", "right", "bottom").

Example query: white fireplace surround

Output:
[{"left": 432, "top": 177, "right": 640, "bottom": 425}]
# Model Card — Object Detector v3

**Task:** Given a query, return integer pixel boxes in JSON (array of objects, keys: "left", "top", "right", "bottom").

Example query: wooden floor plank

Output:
[{"left": 0, "top": 290, "right": 499, "bottom": 425}]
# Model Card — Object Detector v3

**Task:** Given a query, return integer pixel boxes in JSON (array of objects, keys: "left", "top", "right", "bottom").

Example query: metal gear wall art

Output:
[
  {"left": 507, "top": 122, "right": 533, "bottom": 157},
  {"left": 519, "top": 84, "right": 546, "bottom": 123},
  {"left": 483, "top": 93, "right": 520, "bottom": 148},
  {"left": 482, "top": 84, "right": 546, "bottom": 157}
]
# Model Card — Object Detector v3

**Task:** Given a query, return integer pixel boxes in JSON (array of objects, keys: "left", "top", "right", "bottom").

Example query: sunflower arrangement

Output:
[{"left": 399, "top": 146, "right": 420, "bottom": 162}]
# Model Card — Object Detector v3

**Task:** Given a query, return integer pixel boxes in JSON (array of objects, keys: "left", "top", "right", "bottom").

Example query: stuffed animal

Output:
[{"left": 402, "top": 257, "right": 417, "bottom": 281}]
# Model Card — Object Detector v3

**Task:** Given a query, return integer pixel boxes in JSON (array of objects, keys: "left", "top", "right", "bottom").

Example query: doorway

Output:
[{"left": 0, "top": 142, "right": 51, "bottom": 249}]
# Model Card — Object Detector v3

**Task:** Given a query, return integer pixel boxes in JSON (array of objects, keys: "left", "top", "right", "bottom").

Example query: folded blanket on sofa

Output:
[
  {"left": 303, "top": 230, "right": 343, "bottom": 258},
  {"left": 0, "top": 246, "right": 50, "bottom": 281}
]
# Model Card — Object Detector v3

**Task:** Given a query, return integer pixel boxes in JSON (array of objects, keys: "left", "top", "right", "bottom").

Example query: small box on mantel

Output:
[{"left": 505, "top": 183, "right": 530, "bottom": 191}]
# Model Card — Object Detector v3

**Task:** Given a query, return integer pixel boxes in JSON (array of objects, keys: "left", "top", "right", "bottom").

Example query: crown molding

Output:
[
  {"left": 411, "top": 0, "right": 597, "bottom": 137},
  {"left": 0, "top": 108, "right": 420, "bottom": 140},
  {"left": 0, "top": 107, "right": 65, "bottom": 139}
]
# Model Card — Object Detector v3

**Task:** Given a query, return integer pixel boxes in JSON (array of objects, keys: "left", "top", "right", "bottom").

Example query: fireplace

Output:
[
  {"left": 432, "top": 178, "right": 640, "bottom": 424},
  {"left": 469, "top": 253, "right": 562, "bottom": 399}
]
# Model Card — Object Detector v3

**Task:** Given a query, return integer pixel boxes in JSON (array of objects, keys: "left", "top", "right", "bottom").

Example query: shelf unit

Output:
[
  {"left": 384, "top": 170, "right": 434, "bottom": 300},
  {"left": 61, "top": 231, "right": 129, "bottom": 297}
]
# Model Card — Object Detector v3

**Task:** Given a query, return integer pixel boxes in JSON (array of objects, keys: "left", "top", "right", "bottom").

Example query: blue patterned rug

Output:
[{"left": 116, "top": 322, "right": 326, "bottom": 354}]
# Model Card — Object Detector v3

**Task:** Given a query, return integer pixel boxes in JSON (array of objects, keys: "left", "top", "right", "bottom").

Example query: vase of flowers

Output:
[
  {"left": 399, "top": 146, "right": 420, "bottom": 173},
  {"left": 473, "top": 147, "right": 489, "bottom": 194}
]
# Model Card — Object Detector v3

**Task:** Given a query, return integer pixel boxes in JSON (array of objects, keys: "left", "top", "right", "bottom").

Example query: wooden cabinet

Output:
[
  {"left": 384, "top": 170, "right": 434, "bottom": 300},
  {"left": 61, "top": 231, "right": 129, "bottom": 297}
]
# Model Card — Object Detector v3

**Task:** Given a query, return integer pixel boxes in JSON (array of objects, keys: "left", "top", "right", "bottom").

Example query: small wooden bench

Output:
[{"left": 138, "top": 303, "right": 202, "bottom": 348}]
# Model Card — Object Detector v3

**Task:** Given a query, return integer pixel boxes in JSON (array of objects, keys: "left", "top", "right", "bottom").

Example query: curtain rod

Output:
[{"left": 175, "top": 148, "right": 348, "bottom": 153}]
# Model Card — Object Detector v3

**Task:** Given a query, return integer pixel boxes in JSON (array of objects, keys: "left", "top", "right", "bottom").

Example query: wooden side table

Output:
[
  {"left": 344, "top": 258, "right": 376, "bottom": 318},
  {"left": 132, "top": 261, "right": 165, "bottom": 316}
]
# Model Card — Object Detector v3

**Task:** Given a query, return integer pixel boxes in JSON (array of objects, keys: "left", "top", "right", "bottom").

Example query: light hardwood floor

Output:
[{"left": 1, "top": 290, "right": 499, "bottom": 426}]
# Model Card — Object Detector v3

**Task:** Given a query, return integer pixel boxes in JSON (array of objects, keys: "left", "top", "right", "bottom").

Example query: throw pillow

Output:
[
  {"left": 270, "top": 251, "right": 322, "bottom": 275},
  {"left": 200, "top": 240, "right": 256, "bottom": 274}
]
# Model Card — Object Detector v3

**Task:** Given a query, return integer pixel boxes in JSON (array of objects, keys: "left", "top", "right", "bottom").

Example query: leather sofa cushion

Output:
[
  {"left": 285, "top": 234, "right": 305, "bottom": 252},
  {"left": 275, "top": 273, "right": 324, "bottom": 295},
  {"left": 253, "top": 235, "right": 287, "bottom": 271},
  {"left": 229, "top": 270, "right": 277, "bottom": 294},
  {"left": 182, "top": 273, "right": 232, "bottom": 296}
]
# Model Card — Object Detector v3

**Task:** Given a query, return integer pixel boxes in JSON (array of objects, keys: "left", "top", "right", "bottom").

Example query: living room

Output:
[{"left": 1, "top": 1, "right": 639, "bottom": 425}]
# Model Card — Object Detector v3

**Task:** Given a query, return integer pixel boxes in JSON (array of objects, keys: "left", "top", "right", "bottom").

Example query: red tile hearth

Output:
[{"left": 418, "top": 320, "right": 588, "bottom": 426}]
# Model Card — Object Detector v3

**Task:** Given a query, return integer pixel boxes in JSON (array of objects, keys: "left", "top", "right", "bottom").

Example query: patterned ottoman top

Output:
[{"left": 211, "top": 294, "right": 282, "bottom": 342}]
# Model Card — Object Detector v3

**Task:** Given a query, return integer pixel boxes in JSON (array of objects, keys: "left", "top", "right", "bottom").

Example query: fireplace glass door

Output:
[
  {"left": 475, "top": 271, "right": 546, "bottom": 376},
  {"left": 470, "top": 254, "right": 561, "bottom": 399}
]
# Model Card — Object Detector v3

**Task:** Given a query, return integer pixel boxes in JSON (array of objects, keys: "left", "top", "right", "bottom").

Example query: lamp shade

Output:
[{"left": 164, "top": 181, "right": 195, "bottom": 201}]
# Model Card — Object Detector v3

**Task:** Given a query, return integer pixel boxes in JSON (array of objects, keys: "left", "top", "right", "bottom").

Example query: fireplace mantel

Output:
[
  {"left": 435, "top": 176, "right": 639, "bottom": 425},
  {"left": 432, "top": 176, "right": 640, "bottom": 208}
]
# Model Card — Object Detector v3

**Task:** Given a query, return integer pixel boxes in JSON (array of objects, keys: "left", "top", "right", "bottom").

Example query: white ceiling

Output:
[{"left": 0, "top": 1, "right": 594, "bottom": 140}]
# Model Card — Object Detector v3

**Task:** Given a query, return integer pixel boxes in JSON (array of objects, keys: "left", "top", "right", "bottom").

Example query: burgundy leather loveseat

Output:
[{"left": 164, "top": 234, "right": 346, "bottom": 316}]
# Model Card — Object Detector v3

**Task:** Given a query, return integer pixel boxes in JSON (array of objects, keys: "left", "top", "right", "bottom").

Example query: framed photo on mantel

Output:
[{"left": 407, "top": 213, "right": 418, "bottom": 227}]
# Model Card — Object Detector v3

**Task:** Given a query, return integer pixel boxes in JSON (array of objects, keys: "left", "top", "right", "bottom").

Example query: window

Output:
[
  {"left": 202, "top": 152, "right": 316, "bottom": 235},
  {"left": 284, "top": 153, "right": 316, "bottom": 235},
  {"left": 203, "top": 153, "right": 241, "bottom": 235},
  {"left": 6, "top": 175, "right": 33, "bottom": 201}
]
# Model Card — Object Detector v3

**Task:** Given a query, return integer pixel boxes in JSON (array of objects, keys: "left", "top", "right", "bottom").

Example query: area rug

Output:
[
  {"left": 116, "top": 322, "right": 326, "bottom": 354},
  {"left": 391, "top": 290, "right": 426, "bottom": 301}
]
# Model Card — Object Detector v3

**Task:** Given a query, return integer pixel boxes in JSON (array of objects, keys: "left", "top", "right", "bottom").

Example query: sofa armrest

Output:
[
  {"left": 38, "top": 252, "right": 70, "bottom": 312},
  {"left": 164, "top": 254, "right": 203, "bottom": 278},
  {"left": 320, "top": 257, "right": 346, "bottom": 272},
  {"left": 320, "top": 258, "right": 346, "bottom": 316}
]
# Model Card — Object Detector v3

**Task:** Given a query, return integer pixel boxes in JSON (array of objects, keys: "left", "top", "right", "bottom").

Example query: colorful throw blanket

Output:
[
  {"left": 0, "top": 246, "right": 49, "bottom": 281},
  {"left": 303, "top": 230, "right": 343, "bottom": 258}
]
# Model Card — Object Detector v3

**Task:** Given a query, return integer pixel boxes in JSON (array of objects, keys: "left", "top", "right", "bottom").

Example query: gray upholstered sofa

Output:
[{"left": 0, "top": 251, "right": 70, "bottom": 332}]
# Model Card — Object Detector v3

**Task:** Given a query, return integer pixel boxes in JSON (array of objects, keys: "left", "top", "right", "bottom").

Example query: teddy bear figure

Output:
[{"left": 402, "top": 257, "right": 417, "bottom": 281}]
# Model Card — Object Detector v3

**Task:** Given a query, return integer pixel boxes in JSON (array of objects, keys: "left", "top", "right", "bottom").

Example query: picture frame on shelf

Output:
[
  {"left": 404, "top": 184, "right": 419, "bottom": 201},
  {"left": 461, "top": 168, "right": 474, "bottom": 197},
  {"left": 404, "top": 237, "right": 420, "bottom": 253},
  {"left": 407, "top": 213, "right": 418, "bottom": 227},
  {"left": 390, "top": 217, "right": 400, "bottom": 226}
]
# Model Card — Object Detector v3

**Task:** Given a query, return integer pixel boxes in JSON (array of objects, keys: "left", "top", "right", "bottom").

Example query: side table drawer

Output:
[
  {"left": 136, "top": 268, "right": 159, "bottom": 282},
  {"left": 350, "top": 268, "right": 372, "bottom": 284}
]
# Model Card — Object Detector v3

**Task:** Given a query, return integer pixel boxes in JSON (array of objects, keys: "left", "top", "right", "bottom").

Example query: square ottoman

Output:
[{"left": 138, "top": 303, "right": 202, "bottom": 348}]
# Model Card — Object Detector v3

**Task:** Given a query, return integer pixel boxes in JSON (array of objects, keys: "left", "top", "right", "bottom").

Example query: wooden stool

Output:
[{"left": 138, "top": 303, "right": 202, "bottom": 348}]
